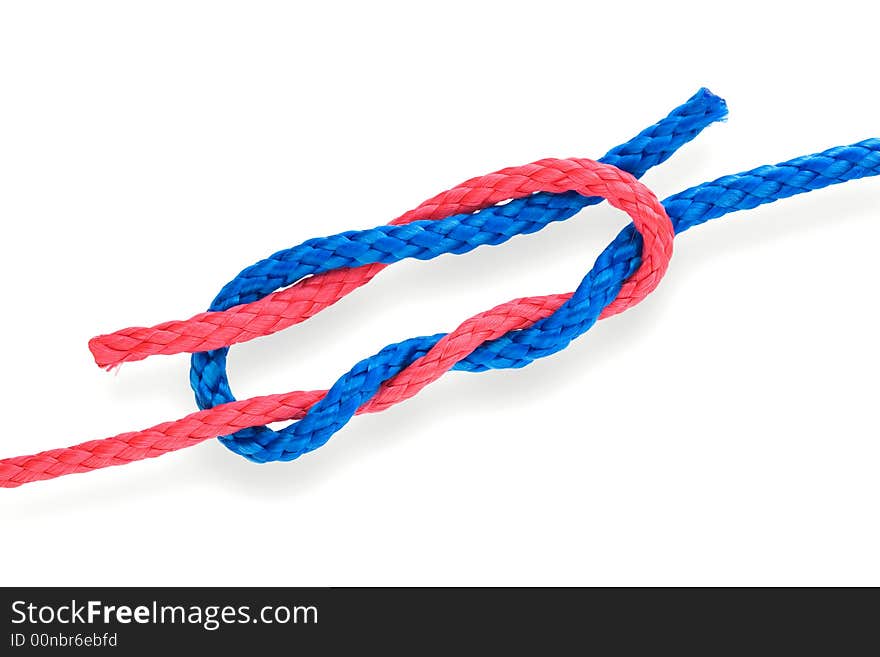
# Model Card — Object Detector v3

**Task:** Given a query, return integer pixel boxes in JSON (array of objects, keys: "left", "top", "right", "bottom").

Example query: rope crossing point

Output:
[{"left": 2, "top": 89, "right": 878, "bottom": 487}]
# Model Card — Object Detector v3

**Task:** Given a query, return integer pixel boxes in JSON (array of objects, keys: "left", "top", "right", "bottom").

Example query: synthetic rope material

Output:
[
  {"left": 90, "top": 88, "right": 728, "bottom": 368},
  {"left": 2, "top": 159, "right": 670, "bottom": 483},
  {"left": 2, "top": 89, "right": 878, "bottom": 488}
]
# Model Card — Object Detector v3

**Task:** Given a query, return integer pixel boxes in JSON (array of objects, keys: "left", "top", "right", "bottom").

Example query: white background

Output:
[{"left": 1, "top": 1, "right": 877, "bottom": 586}]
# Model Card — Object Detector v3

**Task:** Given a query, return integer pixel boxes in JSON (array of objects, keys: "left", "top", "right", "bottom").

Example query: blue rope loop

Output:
[
  {"left": 189, "top": 90, "right": 880, "bottom": 463},
  {"left": 192, "top": 88, "right": 728, "bottom": 461}
]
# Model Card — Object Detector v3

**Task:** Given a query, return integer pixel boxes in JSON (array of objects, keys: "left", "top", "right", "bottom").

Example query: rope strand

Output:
[
  {"left": 89, "top": 88, "right": 727, "bottom": 368},
  {"left": 2, "top": 158, "right": 670, "bottom": 485}
]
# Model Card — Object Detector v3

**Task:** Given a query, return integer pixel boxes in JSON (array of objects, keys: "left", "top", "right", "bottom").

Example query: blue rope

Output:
[
  {"left": 210, "top": 88, "right": 728, "bottom": 308},
  {"left": 190, "top": 93, "right": 880, "bottom": 462},
  {"left": 192, "top": 88, "right": 727, "bottom": 458}
]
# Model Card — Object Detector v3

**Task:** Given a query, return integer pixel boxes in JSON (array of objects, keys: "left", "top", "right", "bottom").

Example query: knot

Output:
[{"left": 195, "top": 158, "right": 673, "bottom": 462}]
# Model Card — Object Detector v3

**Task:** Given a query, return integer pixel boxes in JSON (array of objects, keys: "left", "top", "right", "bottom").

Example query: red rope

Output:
[
  {"left": 2, "top": 159, "right": 671, "bottom": 487},
  {"left": 89, "top": 158, "right": 666, "bottom": 369}
]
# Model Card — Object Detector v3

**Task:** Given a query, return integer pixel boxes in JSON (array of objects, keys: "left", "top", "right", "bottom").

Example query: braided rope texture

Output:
[
  {"left": 1, "top": 160, "right": 670, "bottom": 485},
  {"left": 3, "top": 89, "right": 879, "bottom": 487},
  {"left": 90, "top": 88, "right": 728, "bottom": 367},
  {"left": 196, "top": 136, "right": 880, "bottom": 463}
]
